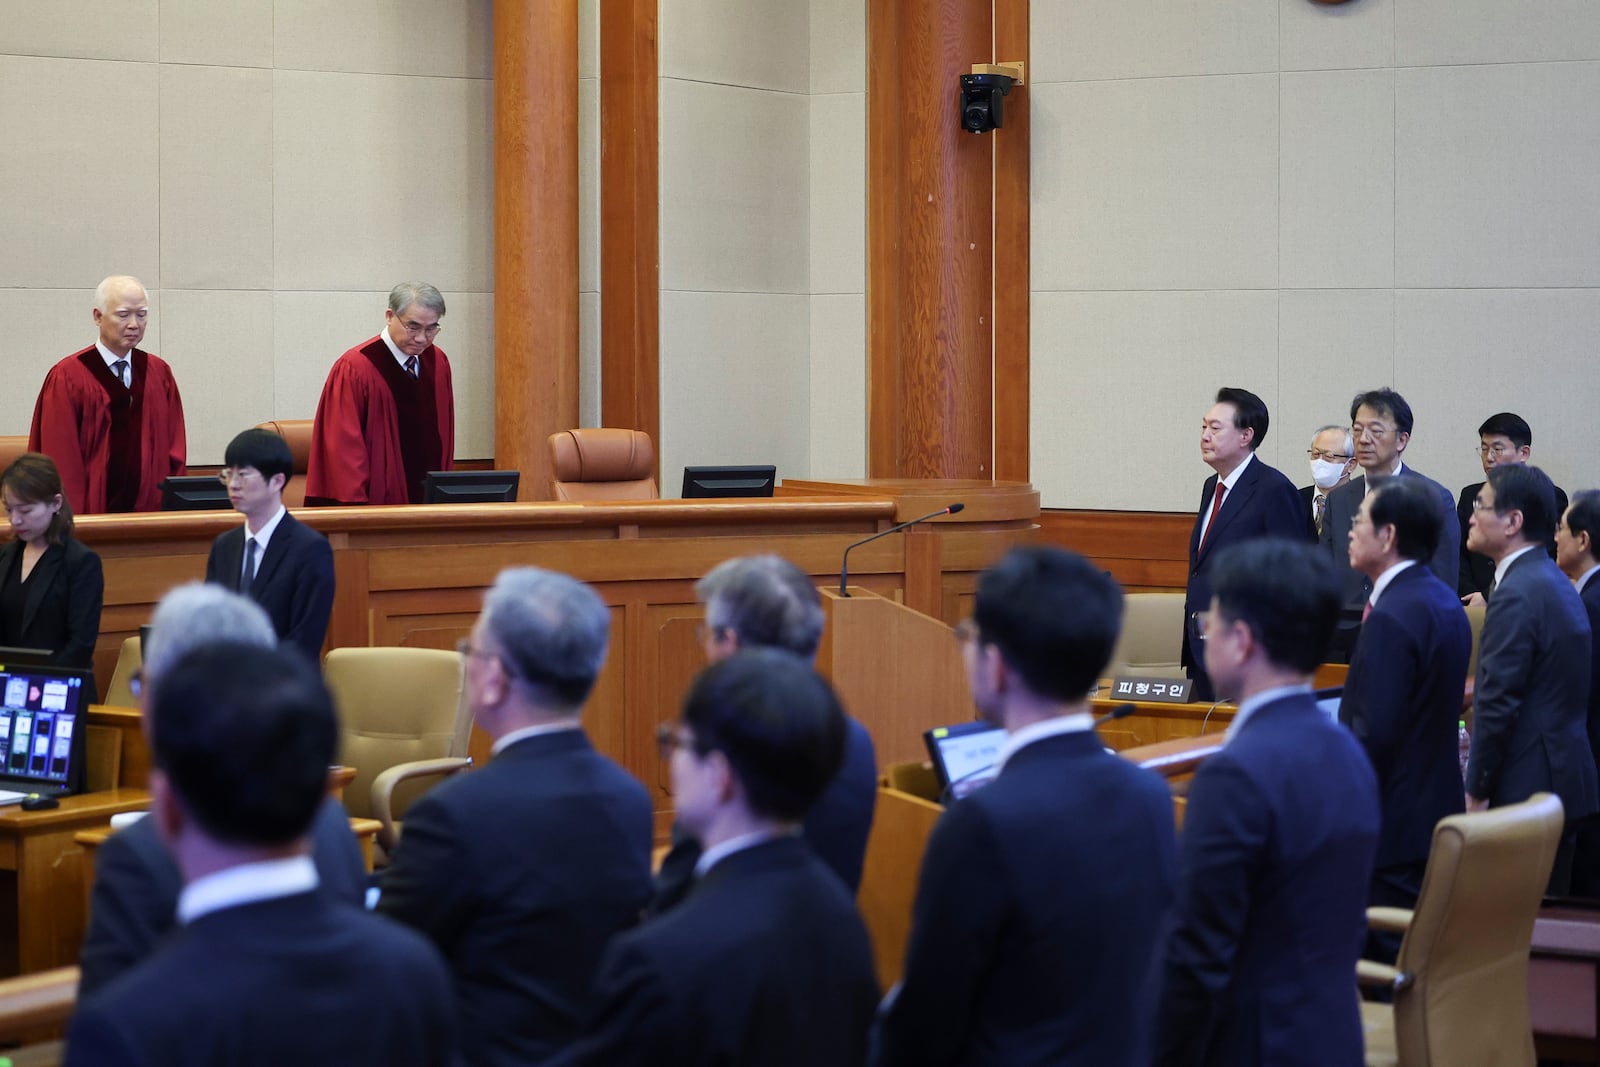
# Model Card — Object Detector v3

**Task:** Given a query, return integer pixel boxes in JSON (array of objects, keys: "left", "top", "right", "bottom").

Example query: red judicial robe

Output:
[
  {"left": 29, "top": 347, "right": 187, "bottom": 514},
  {"left": 304, "top": 337, "right": 455, "bottom": 506}
]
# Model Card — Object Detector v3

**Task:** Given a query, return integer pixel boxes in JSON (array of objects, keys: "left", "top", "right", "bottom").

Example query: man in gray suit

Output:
[
  {"left": 1465, "top": 465, "right": 1597, "bottom": 894},
  {"left": 1318, "top": 388, "right": 1459, "bottom": 660}
]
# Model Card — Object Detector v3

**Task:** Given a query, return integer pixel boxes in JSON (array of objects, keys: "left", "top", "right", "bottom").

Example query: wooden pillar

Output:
[{"left": 494, "top": 0, "right": 580, "bottom": 499}]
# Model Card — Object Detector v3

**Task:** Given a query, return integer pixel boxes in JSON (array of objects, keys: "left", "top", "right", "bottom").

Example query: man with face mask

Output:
[{"left": 1300, "top": 425, "right": 1357, "bottom": 540}]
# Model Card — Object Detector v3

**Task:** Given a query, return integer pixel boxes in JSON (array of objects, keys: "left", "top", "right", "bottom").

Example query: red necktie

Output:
[
  {"left": 1361, "top": 598, "right": 1372, "bottom": 623},
  {"left": 1199, "top": 483, "right": 1227, "bottom": 552}
]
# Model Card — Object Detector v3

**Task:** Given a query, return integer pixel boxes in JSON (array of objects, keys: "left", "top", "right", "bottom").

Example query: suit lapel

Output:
[
  {"left": 217, "top": 528, "right": 246, "bottom": 593},
  {"left": 250, "top": 514, "right": 296, "bottom": 593},
  {"left": 1195, "top": 460, "right": 1260, "bottom": 565},
  {"left": 1190, "top": 474, "right": 1219, "bottom": 558},
  {"left": 17, "top": 544, "right": 63, "bottom": 636}
]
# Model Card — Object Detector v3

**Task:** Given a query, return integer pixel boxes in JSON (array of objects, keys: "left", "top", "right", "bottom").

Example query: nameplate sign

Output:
[{"left": 1108, "top": 677, "right": 1193, "bottom": 704}]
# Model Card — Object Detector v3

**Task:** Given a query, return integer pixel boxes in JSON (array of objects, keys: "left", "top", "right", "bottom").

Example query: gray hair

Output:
[
  {"left": 697, "top": 554, "right": 823, "bottom": 661},
  {"left": 94, "top": 275, "right": 146, "bottom": 312},
  {"left": 1313, "top": 423, "right": 1354, "bottom": 456},
  {"left": 481, "top": 567, "right": 609, "bottom": 713},
  {"left": 388, "top": 282, "right": 446, "bottom": 318},
  {"left": 144, "top": 583, "right": 276, "bottom": 689}
]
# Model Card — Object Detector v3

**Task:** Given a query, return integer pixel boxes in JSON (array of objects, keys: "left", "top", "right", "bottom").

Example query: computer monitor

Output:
[
  {"left": 0, "top": 662, "right": 94, "bottom": 798},
  {"left": 0, "top": 647, "right": 52, "bottom": 668},
  {"left": 159, "top": 476, "right": 232, "bottom": 511},
  {"left": 422, "top": 470, "right": 521, "bottom": 504},
  {"left": 680, "top": 465, "right": 777, "bottom": 499},
  {"left": 923, "top": 720, "right": 1008, "bottom": 802}
]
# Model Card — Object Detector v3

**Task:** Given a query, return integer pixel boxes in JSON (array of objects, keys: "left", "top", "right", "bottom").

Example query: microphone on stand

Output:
[
  {"left": 1094, "top": 702, "right": 1137, "bottom": 728},
  {"left": 839, "top": 503, "right": 965, "bottom": 597}
]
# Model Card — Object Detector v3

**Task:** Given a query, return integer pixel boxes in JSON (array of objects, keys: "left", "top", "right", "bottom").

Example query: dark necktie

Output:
[
  {"left": 1314, "top": 492, "right": 1326, "bottom": 535},
  {"left": 1199, "top": 483, "right": 1227, "bottom": 552},
  {"left": 111, "top": 359, "right": 129, "bottom": 388},
  {"left": 242, "top": 536, "right": 258, "bottom": 590},
  {"left": 405, "top": 356, "right": 419, "bottom": 379}
]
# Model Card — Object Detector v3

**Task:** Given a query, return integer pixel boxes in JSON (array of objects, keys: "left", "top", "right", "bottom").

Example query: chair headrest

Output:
[{"left": 549, "top": 428, "right": 655, "bottom": 482}]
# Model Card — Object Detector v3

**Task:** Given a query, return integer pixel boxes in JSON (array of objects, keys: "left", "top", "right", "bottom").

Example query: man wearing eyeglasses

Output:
[
  {"left": 305, "top": 281, "right": 455, "bottom": 506},
  {"left": 1455, "top": 412, "right": 1567, "bottom": 603},
  {"left": 1300, "top": 424, "right": 1357, "bottom": 539},
  {"left": 203, "top": 428, "right": 334, "bottom": 663},
  {"left": 1317, "top": 388, "right": 1459, "bottom": 660}
]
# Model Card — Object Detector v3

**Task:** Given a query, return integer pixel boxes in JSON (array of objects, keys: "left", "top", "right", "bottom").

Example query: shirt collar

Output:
[
  {"left": 379, "top": 325, "right": 417, "bottom": 370},
  {"left": 1224, "top": 682, "right": 1313, "bottom": 744},
  {"left": 1368, "top": 558, "right": 1417, "bottom": 608},
  {"left": 491, "top": 720, "right": 581, "bottom": 756},
  {"left": 245, "top": 503, "right": 287, "bottom": 543},
  {"left": 95, "top": 340, "right": 134, "bottom": 369},
  {"left": 994, "top": 712, "right": 1095, "bottom": 774},
  {"left": 693, "top": 827, "right": 796, "bottom": 879},
  {"left": 1494, "top": 544, "right": 1541, "bottom": 588},
  {"left": 1576, "top": 564, "right": 1600, "bottom": 594},
  {"left": 178, "top": 854, "right": 318, "bottom": 925},
  {"left": 1216, "top": 450, "right": 1255, "bottom": 491},
  {"left": 1363, "top": 459, "right": 1405, "bottom": 494}
]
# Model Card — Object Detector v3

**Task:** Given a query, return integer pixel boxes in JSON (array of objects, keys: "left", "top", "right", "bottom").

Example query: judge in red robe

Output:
[
  {"left": 29, "top": 276, "right": 187, "bottom": 514},
  {"left": 305, "top": 283, "right": 455, "bottom": 506}
]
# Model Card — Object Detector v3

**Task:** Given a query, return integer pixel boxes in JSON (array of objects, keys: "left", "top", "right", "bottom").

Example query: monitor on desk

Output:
[
  {"left": 160, "top": 476, "right": 232, "bottom": 511},
  {"left": 0, "top": 647, "right": 52, "bottom": 668},
  {"left": 681, "top": 465, "right": 777, "bottom": 499},
  {"left": 924, "top": 720, "right": 1008, "bottom": 802},
  {"left": 0, "top": 662, "right": 92, "bottom": 800},
  {"left": 422, "top": 470, "right": 521, "bottom": 504}
]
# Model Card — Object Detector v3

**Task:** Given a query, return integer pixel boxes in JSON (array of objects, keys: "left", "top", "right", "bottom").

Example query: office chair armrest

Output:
[
  {"left": 1366, "top": 906, "right": 1415, "bottom": 934},
  {"left": 1356, "top": 959, "right": 1406, "bottom": 990},
  {"left": 371, "top": 757, "right": 474, "bottom": 853}
]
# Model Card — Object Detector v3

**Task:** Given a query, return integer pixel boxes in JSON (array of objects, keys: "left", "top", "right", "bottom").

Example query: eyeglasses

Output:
[
  {"left": 1307, "top": 449, "right": 1352, "bottom": 462},
  {"left": 216, "top": 468, "right": 263, "bottom": 487},
  {"left": 396, "top": 317, "right": 442, "bottom": 339},
  {"left": 1350, "top": 423, "right": 1394, "bottom": 441},
  {"left": 1471, "top": 497, "right": 1495, "bottom": 512},
  {"left": 1478, "top": 443, "right": 1515, "bottom": 459},
  {"left": 456, "top": 637, "right": 505, "bottom": 672},
  {"left": 655, "top": 722, "right": 698, "bottom": 760},
  {"left": 129, "top": 668, "right": 144, "bottom": 699},
  {"left": 953, "top": 619, "right": 980, "bottom": 645},
  {"left": 1189, "top": 611, "right": 1212, "bottom": 642}
]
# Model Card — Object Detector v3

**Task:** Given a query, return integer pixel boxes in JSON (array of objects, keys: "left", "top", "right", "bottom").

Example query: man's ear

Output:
[{"left": 151, "top": 769, "right": 186, "bottom": 847}]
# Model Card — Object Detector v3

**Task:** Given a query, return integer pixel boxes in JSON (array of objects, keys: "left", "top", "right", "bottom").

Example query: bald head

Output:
[{"left": 93, "top": 275, "right": 149, "bottom": 356}]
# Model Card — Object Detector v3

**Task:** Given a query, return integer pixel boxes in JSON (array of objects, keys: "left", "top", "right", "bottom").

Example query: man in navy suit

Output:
[
  {"left": 651, "top": 554, "right": 877, "bottom": 914},
  {"left": 1320, "top": 388, "right": 1460, "bottom": 661},
  {"left": 1155, "top": 540, "right": 1379, "bottom": 1067},
  {"left": 78, "top": 583, "right": 366, "bottom": 998},
  {"left": 877, "top": 546, "right": 1177, "bottom": 1067},
  {"left": 379, "top": 566, "right": 654, "bottom": 1067},
  {"left": 1465, "top": 465, "right": 1596, "bottom": 894},
  {"left": 1339, "top": 477, "right": 1471, "bottom": 956},
  {"left": 66, "top": 644, "right": 455, "bottom": 1067},
  {"left": 1183, "top": 387, "right": 1308, "bottom": 700},
  {"left": 561, "top": 649, "right": 879, "bottom": 1066},
  {"left": 1557, "top": 490, "right": 1600, "bottom": 894},
  {"left": 204, "top": 428, "right": 334, "bottom": 663},
  {"left": 1456, "top": 412, "right": 1567, "bottom": 602}
]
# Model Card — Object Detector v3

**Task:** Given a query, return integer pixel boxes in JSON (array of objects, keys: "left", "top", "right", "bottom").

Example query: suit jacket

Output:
[
  {"left": 877, "top": 730, "right": 1177, "bottom": 1067},
  {"left": 1456, "top": 481, "right": 1569, "bottom": 597},
  {"left": 0, "top": 535, "right": 104, "bottom": 685},
  {"left": 204, "top": 511, "right": 334, "bottom": 663},
  {"left": 1581, "top": 573, "right": 1600, "bottom": 774},
  {"left": 377, "top": 728, "right": 653, "bottom": 1067},
  {"left": 65, "top": 889, "right": 455, "bottom": 1067},
  {"left": 1154, "top": 693, "right": 1380, "bottom": 1067},
  {"left": 650, "top": 714, "right": 877, "bottom": 914},
  {"left": 1339, "top": 563, "right": 1472, "bottom": 872},
  {"left": 1465, "top": 550, "right": 1597, "bottom": 819},
  {"left": 559, "top": 836, "right": 879, "bottom": 1067},
  {"left": 77, "top": 798, "right": 367, "bottom": 998},
  {"left": 1320, "top": 467, "right": 1460, "bottom": 631}
]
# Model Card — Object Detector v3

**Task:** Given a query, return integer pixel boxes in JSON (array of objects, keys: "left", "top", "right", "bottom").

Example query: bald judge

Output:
[
  {"left": 29, "top": 276, "right": 188, "bottom": 514},
  {"left": 305, "top": 282, "right": 456, "bottom": 506}
]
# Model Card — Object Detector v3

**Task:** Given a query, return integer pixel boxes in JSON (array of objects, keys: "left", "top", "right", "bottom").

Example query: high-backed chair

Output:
[
  {"left": 546, "top": 428, "right": 658, "bottom": 501},
  {"left": 103, "top": 636, "right": 143, "bottom": 708},
  {"left": 1106, "top": 592, "right": 1186, "bottom": 678},
  {"left": 0, "top": 435, "right": 30, "bottom": 472},
  {"left": 1356, "top": 792, "right": 1564, "bottom": 1067},
  {"left": 255, "top": 419, "right": 315, "bottom": 508}
]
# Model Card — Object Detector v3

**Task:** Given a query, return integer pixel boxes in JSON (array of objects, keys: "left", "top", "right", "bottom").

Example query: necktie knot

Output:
[
  {"left": 111, "top": 359, "right": 129, "bottom": 387},
  {"left": 405, "top": 356, "right": 419, "bottom": 379}
]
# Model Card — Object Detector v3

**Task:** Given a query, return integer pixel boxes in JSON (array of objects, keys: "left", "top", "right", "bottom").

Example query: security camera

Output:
[{"left": 960, "top": 72, "right": 1014, "bottom": 134}]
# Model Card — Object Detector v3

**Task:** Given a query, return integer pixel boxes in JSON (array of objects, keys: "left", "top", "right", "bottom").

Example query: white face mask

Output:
[{"left": 1310, "top": 459, "right": 1347, "bottom": 490}]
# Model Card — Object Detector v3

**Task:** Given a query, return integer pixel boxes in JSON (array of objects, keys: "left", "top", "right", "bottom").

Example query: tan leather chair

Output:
[
  {"left": 1356, "top": 792, "right": 1564, "bottom": 1067},
  {"left": 0, "top": 435, "right": 31, "bottom": 472},
  {"left": 1106, "top": 592, "right": 1186, "bottom": 678},
  {"left": 255, "top": 419, "right": 315, "bottom": 509},
  {"left": 103, "top": 636, "right": 143, "bottom": 708},
  {"left": 546, "top": 428, "right": 658, "bottom": 502}
]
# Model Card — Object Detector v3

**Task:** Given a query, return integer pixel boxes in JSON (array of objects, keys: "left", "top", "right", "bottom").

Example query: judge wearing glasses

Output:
[
  {"left": 204, "top": 428, "right": 334, "bottom": 663},
  {"left": 305, "top": 282, "right": 456, "bottom": 506}
]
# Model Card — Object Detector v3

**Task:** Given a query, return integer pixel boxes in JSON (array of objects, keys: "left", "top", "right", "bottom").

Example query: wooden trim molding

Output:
[{"left": 992, "top": 0, "right": 1030, "bottom": 483}]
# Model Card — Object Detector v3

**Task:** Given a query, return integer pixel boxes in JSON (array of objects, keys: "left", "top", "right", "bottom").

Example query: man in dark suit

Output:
[
  {"left": 1319, "top": 388, "right": 1460, "bottom": 661},
  {"left": 1339, "top": 478, "right": 1472, "bottom": 956},
  {"left": 560, "top": 649, "right": 879, "bottom": 1066},
  {"left": 1456, "top": 412, "right": 1567, "bottom": 602},
  {"left": 877, "top": 546, "right": 1176, "bottom": 1067},
  {"left": 1155, "top": 540, "right": 1379, "bottom": 1067},
  {"left": 651, "top": 554, "right": 876, "bottom": 914},
  {"left": 379, "top": 566, "right": 654, "bottom": 1067},
  {"left": 65, "top": 644, "right": 455, "bottom": 1067},
  {"left": 204, "top": 428, "right": 334, "bottom": 663},
  {"left": 1299, "top": 423, "right": 1357, "bottom": 540},
  {"left": 1558, "top": 490, "right": 1600, "bottom": 895},
  {"left": 1183, "top": 387, "right": 1308, "bottom": 700},
  {"left": 1465, "top": 465, "right": 1597, "bottom": 894},
  {"left": 78, "top": 583, "right": 366, "bottom": 998}
]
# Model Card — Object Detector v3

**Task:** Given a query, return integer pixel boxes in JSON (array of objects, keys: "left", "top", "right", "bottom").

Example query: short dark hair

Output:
[
  {"left": 1568, "top": 491, "right": 1600, "bottom": 559},
  {"left": 973, "top": 545, "right": 1123, "bottom": 701},
  {"left": 1477, "top": 412, "right": 1532, "bottom": 449},
  {"left": 681, "top": 648, "right": 845, "bottom": 823},
  {"left": 1367, "top": 477, "right": 1443, "bottom": 564},
  {"left": 0, "top": 453, "right": 74, "bottom": 544},
  {"left": 151, "top": 643, "right": 337, "bottom": 847},
  {"left": 697, "top": 555, "right": 824, "bottom": 659},
  {"left": 223, "top": 428, "right": 295, "bottom": 486},
  {"left": 1350, "top": 388, "right": 1414, "bottom": 437},
  {"left": 1215, "top": 387, "right": 1270, "bottom": 450},
  {"left": 1210, "top": 540, "right": 1339, "bottom": 674},
  {"left": 1486, "top": 464, "right": 1557, "bottom": 544}
]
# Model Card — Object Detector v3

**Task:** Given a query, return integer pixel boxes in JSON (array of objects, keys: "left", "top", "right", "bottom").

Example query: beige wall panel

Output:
[
  {"left": 660, "top": 0, "right": 808, "bottom": 92},
  {"left": 580, "top": 291, "right": 601, "bottom": 429},
  {"left": 434, "top": 290, "right": 495, "bottom": 460},
  {"left": 1397, "top": 0, "right": 1600, "bottom": 66},
  {"left": 1280, "top": 69, "right": 1394, "bottom": 289},
  {"left": 0, "top": 289, "right": 99, "bottom": 435},
  {"left": 810, "top": 0, "right": 865, "bottom": 94},
  {"left": 658, "top": 291, "right": 811, "bottom": 491},
  {"left": 273, "top": 0, "right": 491, "bottom": 79},
  {"left": 1396, "top": 62, "right": 1600, "bottom": 289},
  {"left": 809, "top": 294, "right": 866, "bottom": 478},
  {"left": 160, "top": 64, "right": 274, "bottom": 290},
  {"left": 0, "top": 0, "right": 158, "bottom": 62},
  {"left": 1395, "top": 289, "right": 1600, "bottom": 496},
  {"left": 808, "top": 92, "right": 865, "bottom": 295},
  {"left": 157, "top": 289, "right": 275, "bottom": 463},
  {"left": 1030, "top": 290, "right": 1279, "bottom": 511},
  {"left": 1276, "top": 289, "right": 1396, "bottom": 471},
  {"left": 1031, "top": 0, "right": 1276, "bottom": 84},
  {"left": 580, "top": 76, "right": 600, "bottom": 293},
  {"left": 579, "top": 0, "right": 598, "bottom": 79},
  {"left": 0, "top": 56, "right": 160, "bottom": 289},
  {"left": 160, "top": 0, "right": 272, "bottom": 67},
  {"left": 659, "top": 80, "right": 808, "bottom": 294},
  {"left": 1031, "top": 76, "right": 1277, "bottom": 292},
  {"left": 1279, "top": 0, "right": 1392, "bottom": 72},
  {"left": 272, "top": 69, "right": 493, "bottom": 292}
]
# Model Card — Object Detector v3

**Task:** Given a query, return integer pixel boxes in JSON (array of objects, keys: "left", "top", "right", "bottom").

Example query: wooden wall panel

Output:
[
  {"left": 993, "top": 0, "right": 1030, "bottom": 482},
  {"left": 1036, "top": 509, "right": 1192, "bottom": 592}
]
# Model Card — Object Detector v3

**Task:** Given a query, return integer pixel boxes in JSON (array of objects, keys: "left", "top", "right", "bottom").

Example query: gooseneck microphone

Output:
[
  {"left": 1094, "top": 702, "right": 1137, "bottom": 728},
  {"left": 839, "top": 503, "right": 965, "bottom": 596}
]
